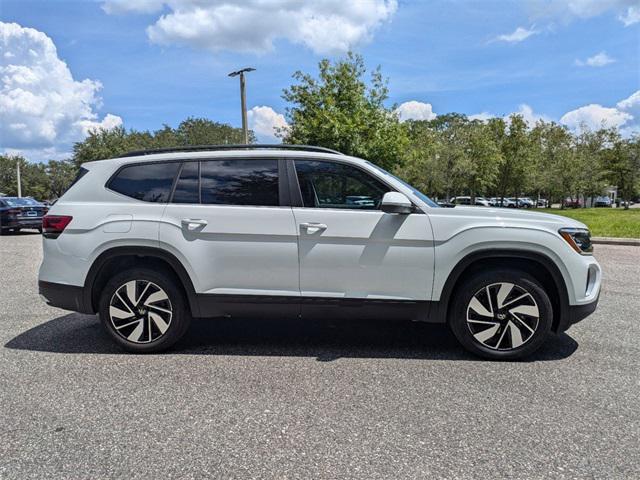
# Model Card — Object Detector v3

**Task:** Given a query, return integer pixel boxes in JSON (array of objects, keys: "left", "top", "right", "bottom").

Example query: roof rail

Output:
[{"left": 116, "top": 144, "right": 344, "bottom": 158}]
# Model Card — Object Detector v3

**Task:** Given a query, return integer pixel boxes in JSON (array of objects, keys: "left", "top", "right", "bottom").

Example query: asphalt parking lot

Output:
[{"left": 1, "top": 233, "right": 638, "bottom": 479}]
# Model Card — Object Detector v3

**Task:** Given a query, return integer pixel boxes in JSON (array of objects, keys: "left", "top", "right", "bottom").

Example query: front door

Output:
[{"left": 291, "top": 159, "right": 435, "bottom": 310}]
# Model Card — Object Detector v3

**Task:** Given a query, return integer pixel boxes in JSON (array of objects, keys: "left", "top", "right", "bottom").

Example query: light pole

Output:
[
  {"left": 228, "top": 67, "right": 255, "bottom": 144},
  {"left": 16, "top": 161, "right": 22, "bottom": 198}
]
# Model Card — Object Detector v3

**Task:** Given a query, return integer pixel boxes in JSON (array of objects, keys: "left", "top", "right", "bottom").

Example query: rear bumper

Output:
[
  {"left": 1, "top": 218, "right": 42, "bottom": 229},
  {"left": 38, "top": 280, "right": 92, "bottom": 314}
]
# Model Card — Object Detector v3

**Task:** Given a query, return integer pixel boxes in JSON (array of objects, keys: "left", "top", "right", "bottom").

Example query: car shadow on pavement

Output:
[{"left": 4, "top": 313, "right": 579, "bottom": 362}]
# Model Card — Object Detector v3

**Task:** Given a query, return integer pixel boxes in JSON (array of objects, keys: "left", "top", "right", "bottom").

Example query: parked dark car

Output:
[
  {"left": 594, "top": 196, "right": 612, "bottom": 208},
  {"left": 0, "top": 197, "right": 48, "bottom": 234}
]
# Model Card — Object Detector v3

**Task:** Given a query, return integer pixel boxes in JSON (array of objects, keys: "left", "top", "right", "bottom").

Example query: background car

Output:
[
  {"left": 489, "top": 197, "right": 516, "bottom": 208},
  {"left": 0, "top": 197, "right": 48, "bottom": 234},
  {"left": 594, "top": 196, "right": 612, "bottom": 208},
  {"left": 536, "top": 198, "right": 549, "bottom": 208},
  {"left": 519, "top": 197, "right": 535, "bottom": 208},
  {"left": 564, "top": 197, "right": 582, "bottom": 208},
  {"left": 451, "top": 196, "right": 490, "bottom": 207}
]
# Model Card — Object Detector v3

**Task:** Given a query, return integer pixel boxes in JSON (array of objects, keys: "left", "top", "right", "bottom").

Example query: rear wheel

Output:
[
  {"left": 449, "top": 269, "right": 552, "bottom": 360},
  {"left": 98, "top": 267, "right": 191, "bottom": 353}
]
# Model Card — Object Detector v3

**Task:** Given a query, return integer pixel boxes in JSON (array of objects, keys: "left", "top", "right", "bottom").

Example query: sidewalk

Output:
[{"left": 592, "top": 237, "right": 640, "bottom": 246}]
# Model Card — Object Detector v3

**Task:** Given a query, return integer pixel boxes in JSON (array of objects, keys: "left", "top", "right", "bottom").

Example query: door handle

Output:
[
  {"left": 300, "top": 222, "right": 327, "bottom": 233},
  {"left": 181, "top": 218, "right": 208, "bottom": 231}
]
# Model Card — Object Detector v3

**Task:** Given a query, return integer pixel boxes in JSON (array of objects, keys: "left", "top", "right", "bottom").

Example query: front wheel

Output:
[
  {"left": 449, "top": 269, "right": 553, "bottom": 360},
  {"left": 98, "top": 267, "right": 191, "bottom": 353}
]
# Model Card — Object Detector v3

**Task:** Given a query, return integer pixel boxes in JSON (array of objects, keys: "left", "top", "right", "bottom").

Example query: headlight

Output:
[{"left": 559, "top": 228, "right": 593, "bottom": 255}]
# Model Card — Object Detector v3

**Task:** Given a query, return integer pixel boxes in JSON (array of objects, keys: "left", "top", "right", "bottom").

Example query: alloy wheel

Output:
[
  {"left": 108, "top": 280, "right": 173, "bottom": 344},
  {"left": 466, "top": 282, "right": 539, "bottom": 351}
]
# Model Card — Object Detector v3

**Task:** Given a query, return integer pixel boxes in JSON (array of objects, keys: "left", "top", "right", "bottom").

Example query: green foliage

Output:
[
  {"left": 0, "top": 155, "right": 50, "bottom": 199},
  {"left": 550, "top": 208, "right": 640, "bottom": 238},
  {"left": 281, "top": 52, "right": 408, "bottom": 170},
  {"left": 402, "top": 112, "right": 639, "bottom": 204},
  {"left": 73, "top": 118, "right": 254, "bottom": 166},
  {"left": 47, "top": 159, "right": 78, "bottom": 199}
]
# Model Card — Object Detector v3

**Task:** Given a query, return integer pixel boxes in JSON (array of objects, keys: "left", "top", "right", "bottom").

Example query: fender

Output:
[
  {"left": 83, "top": 246, "right": 200, "bottom": 316},
  {"left": 429, "top": 248, "right": 570, "bottom": 331}
]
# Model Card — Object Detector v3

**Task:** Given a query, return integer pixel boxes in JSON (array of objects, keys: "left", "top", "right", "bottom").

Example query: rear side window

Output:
[
  {"left": 108, "top": 162, "right": 180, "bottom": 202},
  {"left": 200, "top": 159, "right": 279, "bottom": 206},
  {"left": 172, "top": 161, "right": 199, "bottom": 204}
]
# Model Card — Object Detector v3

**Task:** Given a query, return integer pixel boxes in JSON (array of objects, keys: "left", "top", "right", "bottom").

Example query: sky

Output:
[{"left": 1, "top": 0, "right": 639, "bottom": 162}]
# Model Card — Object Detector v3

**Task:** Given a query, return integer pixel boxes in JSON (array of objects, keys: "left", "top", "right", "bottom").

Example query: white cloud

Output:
[
  {"left": 468, "top": 112, "right": 494, "bottom": 122},
  {"left": 575, "top": 51, "right": 615, "bottom": 67},
  {"left": 102, "top": 0, "right": 164, "bottom": 14},
  {"left": 619, "top": 6, "right": 640, "bottom": 25},
  {"left": 527, "top": 0, "right": 638, "bottom": 26},
  {"left": 509, "top": 104, "right": 550, "bottom": 126},
  {"left": 466, "top": 105, "right": 548, "bottom": 126},
  {"left": 0, "top": 22, "right": 122, "bottom": 158},
  {"left": 493, "top": 26, "right": 538, "bottom": 43},
  {"left": 395, "top": 101, "right": 437, "bottom": 122},
  {"left": 560, "top": 104, "right": 632, "bottom": 131},
  {"left": 617, "top": 90, "right": 640, "bottom": 111},
  {"left": 102, "top": 0, "right": 398, "bottom": 55},
  {"left": 247, "top": 106, "right": 288, "bottom": 142}
]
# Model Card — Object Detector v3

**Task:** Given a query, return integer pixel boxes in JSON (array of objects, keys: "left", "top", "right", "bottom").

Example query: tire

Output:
[
  {"left": 37, "top": 227, "right": 43, "bottom": 233},
  {"left": 449, "top": 268, "right": 553, "bottom": 360},
  {"left": 98, "top": 267, "right": 191, "bottom": 353}
]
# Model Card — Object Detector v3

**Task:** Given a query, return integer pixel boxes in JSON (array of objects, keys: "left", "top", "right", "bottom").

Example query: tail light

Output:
[
  {"left": 6, "top": 208, "right": 21, "bottom": 217},
  {"left": 42, "top": 215, "right": 73, "bottom": 239}
]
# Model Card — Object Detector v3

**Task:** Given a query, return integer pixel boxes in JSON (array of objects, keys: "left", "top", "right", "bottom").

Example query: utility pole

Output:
[
  {"left": 16, "top": 161, "right": 22, "bottom": 197},
  {"left": 228, "top": 67, "right": 255, "bottom": 144}
]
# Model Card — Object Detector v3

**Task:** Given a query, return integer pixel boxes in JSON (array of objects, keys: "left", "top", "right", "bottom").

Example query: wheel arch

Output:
[
  {"left": 431, "top": 249, "right": 570, "bottom": 332},
  {"left": 83, "top": 246, "right": 200, "bottom": 317}
]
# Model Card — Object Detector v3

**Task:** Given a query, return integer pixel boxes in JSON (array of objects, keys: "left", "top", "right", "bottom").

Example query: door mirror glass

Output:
[{"left": 381, "top": 192, "right": 413, "bottom": 214}]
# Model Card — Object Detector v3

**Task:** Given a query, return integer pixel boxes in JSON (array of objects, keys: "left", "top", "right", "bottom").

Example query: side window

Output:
[
  {"left": 108, "top": 162, "right": 180, "bottom": 203},
  {"left": 201, "top": 159, "right": 279, "bottom": 206},
  {"left": 172, "top": 161, "right": 199, "bottom": 204},
  {"left": 294, "top": 160, "right": 390, "bottom": 210}
]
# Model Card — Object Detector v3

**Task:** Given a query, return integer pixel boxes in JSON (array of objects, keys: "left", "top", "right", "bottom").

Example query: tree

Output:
[
  {"left": 530, "top": 122, "right": 577, "bottom": 207},
  {"left": 0, "top": 155, "right": 51, "bottom": 199},
  {"left": 424, "top": 113, "right": 471, "bottom": 199},
  {"left": 460, "top": 121, "right": 502, "bottom": 201},
  {"left": 494, "top": 115, "right": 533, "bottom": 202},
  {"left": 394, "top": 120, "right": 444, "bottom": 197},
  {"left": 602, "top": 132, "right": 640, "bottom": 209},
  {"left": 280, "top": 52, "right": 408, "bottom": 170},
  {"left": 73, "top": 118, "right": 252, "bottom": 166},
  {"left": 47, "top": 159, "right": 78, "bottom": 199}
]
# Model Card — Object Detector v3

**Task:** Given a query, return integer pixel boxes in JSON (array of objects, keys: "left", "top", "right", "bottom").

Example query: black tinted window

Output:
[
  {"left": 172, "top": 161, "right": 199, "bottom": 204},
  {"left": 109, "top": 162, "right": 179, "bottom": 202},
  {"left": 294, "top": 160, "right": 389, "bottom": 210},
  {"left": 201, "top": 159, "right": 279, "bottom": 206}
]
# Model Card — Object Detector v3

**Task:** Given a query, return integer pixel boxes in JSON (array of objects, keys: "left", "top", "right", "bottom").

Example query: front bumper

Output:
[
  {"left": 38, "top": 280, "right": 92, "bottom": 314},
  {"left": 561, "top": 294, "right": 600, "bottom": 331}
]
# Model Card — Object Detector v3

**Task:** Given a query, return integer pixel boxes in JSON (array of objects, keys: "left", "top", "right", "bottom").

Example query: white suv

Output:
[{"left": 38, "top": 145, "right": 601, "bottom": 359}]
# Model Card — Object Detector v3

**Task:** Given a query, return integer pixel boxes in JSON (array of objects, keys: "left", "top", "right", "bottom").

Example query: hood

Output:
[{"left": 427, "top": 206, "right": 588, "bottom": 233}]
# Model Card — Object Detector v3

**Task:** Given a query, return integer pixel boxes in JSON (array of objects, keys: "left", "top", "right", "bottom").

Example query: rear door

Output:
[
  {"left": 290, "top": 159, "right": 435, "bottom": 308},
  {"left": 160, "top": 158, "right": 300, "bottom": 305}
]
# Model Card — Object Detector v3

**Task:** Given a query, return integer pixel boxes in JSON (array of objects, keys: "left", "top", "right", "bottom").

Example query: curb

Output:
[{"left": 592, "top": 237, "right": 640, "bottom": 246}]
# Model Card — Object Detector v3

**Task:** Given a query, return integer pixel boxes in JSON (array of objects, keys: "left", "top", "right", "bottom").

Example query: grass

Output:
[{"left": 545, "top": 207, "right": 640, "bottom": 238}]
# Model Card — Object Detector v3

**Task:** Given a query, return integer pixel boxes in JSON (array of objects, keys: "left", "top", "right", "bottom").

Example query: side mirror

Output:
[{"left": 380, "top": 191, "right": 413, "bottom": 214}]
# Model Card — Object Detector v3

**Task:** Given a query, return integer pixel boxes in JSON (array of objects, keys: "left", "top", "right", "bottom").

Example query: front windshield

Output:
[{"left": 365, "top": 162, "right": 440, "bottom": 208}]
